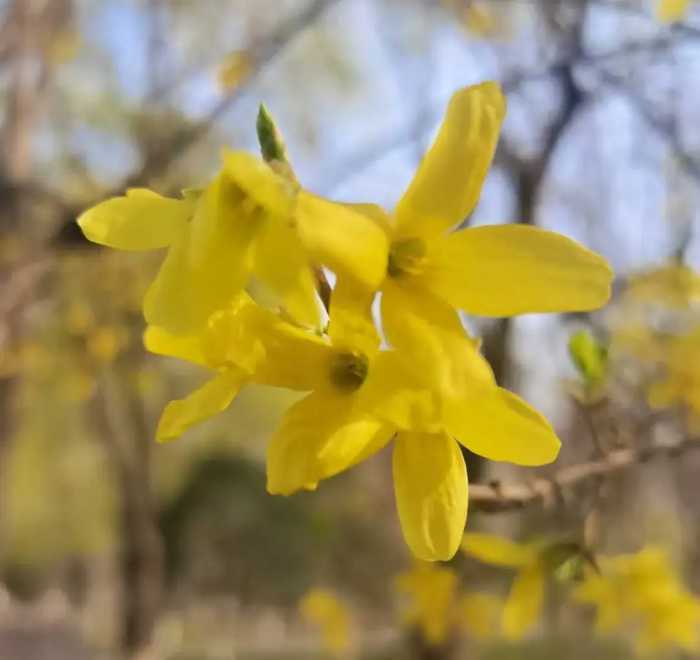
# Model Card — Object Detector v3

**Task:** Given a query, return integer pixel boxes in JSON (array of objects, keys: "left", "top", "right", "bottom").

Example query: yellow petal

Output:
[
  {"left": 393, "top": 432, "right": 468, "bottom": 561},
  {"left": 253, "top": 218, "right": 321, "bottom": 328},
  {"left": 448, "top": 387, "right": 561, "bottom": 466},
  {"left": 381, "top": 281, "right": 494, "bottom": 393},
  {"left": 143, "top": 176, "right": 257, "bottom": 333},
  {"left": 328, "top": 277, "right": 380, "bottom": 357},
  {"left": 295, "top": 191, "right": 389, "bottom": 289},
  {"left": 394, "top": 82, "right": 506, "bottom": 239},
  {"left": 156, "top": 369, "right": 245, "bottom": 443},
  {"left": 266, "top": 389, "right": 394, "bottom": 495},
  {"left": 222, "top": 149, "right": 296, "bottom": 217},
  {"left": 462, "top": 533, "right": 537, "bottom": 567},
  {"left": 421, "top": 224, "right": 613, "bottom": 316},
  {"left": 143, "top": 325, "right": 207, "bottom": 367},
  {"left": 77, "top": 188, "right": 191, "bottom": 250},
  {"left": 421, "top": 225, "right": 613, "bottom": 316},
  {"left": 502, "top": 563, "right": 545, "bottom": 640}
]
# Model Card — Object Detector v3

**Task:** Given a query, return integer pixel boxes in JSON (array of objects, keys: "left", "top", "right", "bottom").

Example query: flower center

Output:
[
  {"left": 329, "top": 351, "right": 369, "bottom": 392},
  {"left": 387, "top": 237, "right": 427, "bottom": 278}
]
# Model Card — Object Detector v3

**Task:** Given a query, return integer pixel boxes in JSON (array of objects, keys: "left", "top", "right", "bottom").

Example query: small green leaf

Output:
[
  {"left": 568, "top": 329, "right": 608, "bottom": 388},
  {"left": 256, "top": 103, "right": 289, "bottom": 165}
]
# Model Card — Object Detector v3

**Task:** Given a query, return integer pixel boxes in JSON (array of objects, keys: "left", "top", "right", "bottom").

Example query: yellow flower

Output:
[
  {"left": 656, "top": 0, "right": 691, "bottom": 23},
  {"left": 342, "top": 83, "right": 612, "bottom": 342},
  {"left": 299, "top": 589, "right": 351, "bottom": 655},
  {"left": 456, "top": 591, "right": 502, "bottom": 640},
  {"left": 647, "top": 327, "right": 700, "bottom": 426},
  {"left": 148, "top": 280, "right": 561, "bottom": 561},
  {"left": 573, "top": 546, "right": 700, "bottom": 654},
  {"left": 78, "top": 149, "right": 387, "bottom": 334},
  {"left": 626, "top": 263, "right": 700, "bottom": 309},
  {"left": 395, "top": 562, "right": 459, "bottom": 645},
  {"left": 462, "top": 532, "right": 548, "bottom": 640}
]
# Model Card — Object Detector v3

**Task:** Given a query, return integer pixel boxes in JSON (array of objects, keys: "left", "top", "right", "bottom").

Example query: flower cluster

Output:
[
  {"left": 573, "top": 546, "right": 700, "bottom": 654},
  {"left": 78, "top": 82, "right": 612, "bottom": 560},
  {"left": 394, "top": 561, "right": 501, "bottom": 645}
]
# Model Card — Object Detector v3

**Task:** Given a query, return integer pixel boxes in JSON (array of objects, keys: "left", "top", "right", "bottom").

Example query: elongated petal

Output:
[
  {"left": 253, "top": 218, "right": 321, "bottom": 328},
  {"left": 422, "top": 225, "right": 613, "bottom": 316},
  {"left": 77, "top": 189, "right": 191, "bottom": 250},
  {"left": 295, "top": 191, "right": 389, "bottom": 289},
  {"left": 156, "top": 369, "right": 245, "bottom": 442},
  {"left": 502, "top": 564, "right": 545, "bottom": 640},
  {"left": 462, "top": 533, "right": 537, "bottom": 567},
  {"left": 381, "top": 281, "right": 494, "bottom": 394},
  {"left": 328, "top": 277, "right": 380, "bottom": 357},
  {"left": 395, "top": 83, "right": 505, "bottom": 239},
  {"left": 448, "top": 387, "right": 561, "bottom": 466},
  {"left": 393, "top": 432, "right": 468, "bottom": 561},
  {"left": 143, "top": 325, "right": 208, "bottom": 367},
  {"left": 143, "top": 176, "right": 256, "bottom": 333},
  {"left": 266, "top": 390, "right": 394, "bottom": 495}
]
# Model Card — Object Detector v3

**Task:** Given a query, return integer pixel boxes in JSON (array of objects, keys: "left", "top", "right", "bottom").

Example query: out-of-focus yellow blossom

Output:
[
  {"left": 335, "top": 83, "right": 611, "bottom": 344},
  {"left": 86, "top": 325, "right": 125, "bottom": 364},
  {"left": 573, "top": 546, "right": 700, "bottom": 654},
  {"left": 656, "top": 0, "right": 691, "bottom": 23},
  {"left": 147, "top": 279, "right": 561, "bottom": 561},
  {"left": 299, "top": 589, "right": 351, "bottom": 655},
  {"left": 462, "top": 532, "right": 568, "bottom": 640},
  {"left": 647, "top": 327, "right": 700, "bottom": 428},
  {"left": 395, "top": 562, "right": 502, "bottom": 644},
  {"left": 78, "top": 149, "right": 387, "bottom": 334},
  {"left": 216, "top": 50, "right": 252, "bottom": 92},
  {"left": 626, "top": 263, "right": 700, "bottom": 308},
  {"left": 395, "top": 562, "right": 459, "bottom": 645},
  {"left": 463, "top": 2, "right": 504, "bottom": 38},
  {"left": 456, "top": 592, "right": 502, "bottom": 640}
]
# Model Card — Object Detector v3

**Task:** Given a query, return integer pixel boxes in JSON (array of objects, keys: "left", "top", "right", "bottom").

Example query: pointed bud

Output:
[
  {"left": 568, "top": 329, "right": 608, "bottom": 389},
  {"left": 257, "top": 103, "right": 289, "bottom": 165}
]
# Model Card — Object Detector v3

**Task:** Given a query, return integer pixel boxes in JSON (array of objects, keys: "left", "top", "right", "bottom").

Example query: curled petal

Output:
[
  {"left": 267, "top": 390, "right": 394, "bottom": 495},
  {"left": 156, "top": 369, "right": 245, "bottom": 443}
]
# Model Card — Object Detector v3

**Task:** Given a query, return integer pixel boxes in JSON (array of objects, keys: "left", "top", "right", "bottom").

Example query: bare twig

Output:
[{"left": 470, "top": 435, "right": 700, "bottom": 513}]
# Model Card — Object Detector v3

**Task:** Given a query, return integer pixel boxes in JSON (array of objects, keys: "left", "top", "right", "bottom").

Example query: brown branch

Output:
[{"left": 469, "top": 435, "right": 700, "bottom": 513}]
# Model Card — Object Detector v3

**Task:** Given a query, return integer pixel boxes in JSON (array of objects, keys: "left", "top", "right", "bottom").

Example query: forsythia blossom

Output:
[
  {"left": 77, "top": 82, "right": 613, "bottom": 561},
  {"left": 573, "top": 546, "right": 700, "bottom": 654},
  {"left": 394, "top": 562, "right": 501, "bottom": 645}
]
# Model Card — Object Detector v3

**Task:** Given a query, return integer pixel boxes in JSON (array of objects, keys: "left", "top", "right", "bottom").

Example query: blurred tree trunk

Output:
[{"left": 93, "top": 364, "right": 164, "bottom": 657}]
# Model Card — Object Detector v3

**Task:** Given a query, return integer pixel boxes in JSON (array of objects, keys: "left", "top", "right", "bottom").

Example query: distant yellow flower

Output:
[
  {"left": 299, "top": 589, "right": 351, "bottom": 655},
  {"left": 395, "top": 562, "right": 502, "bottom": 644},
  {"left": 656, "top": 0, "right": 691, "bottom": 23},
  {"left": 78, "top": 150, "right": 387, "bottom": 334},
  {"left": 647, "top": 327, "right": 700, "bottom": 429},
  {"left": 573, "top": 546, "right": 700, "bottom": 654},
  {"left": 626, "top": 263, "right": 700, "bottom": 309},
  {"left": 456, "top": 592, "right": 502, "bottom": 640},
  {"left": 395, "top": 562, "right": 459, "bottom": 644},
  {"left": 216, "top": 51, "right": 252, "bottom": 92},
  {"left": 148, "top": 280, "right": 560, "bottom": 561},
  {"left": 462, "top": 532, "right": 549, "bottom": 640}
]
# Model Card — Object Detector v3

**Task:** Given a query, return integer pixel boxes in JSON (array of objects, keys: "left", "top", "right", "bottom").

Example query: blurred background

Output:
[{"left": 1, "top": 0, "right": 700, "bottom": 658}]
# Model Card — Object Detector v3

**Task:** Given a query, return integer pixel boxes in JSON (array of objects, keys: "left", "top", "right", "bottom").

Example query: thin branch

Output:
[
  {"left": 130, "top": 0, "right": 343, "bottom": 186},
  {"left": 469, "top": 434, "right": 700, "bottom": 513}
]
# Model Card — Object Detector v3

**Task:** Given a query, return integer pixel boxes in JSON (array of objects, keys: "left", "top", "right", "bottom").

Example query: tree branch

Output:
[{"left": 469, "top": 434, "right": 700, "bottom": 513}]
